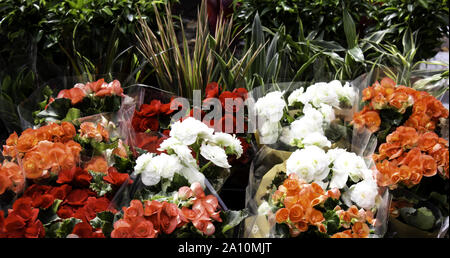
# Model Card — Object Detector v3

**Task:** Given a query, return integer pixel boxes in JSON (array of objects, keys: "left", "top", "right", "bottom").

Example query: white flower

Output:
[
  {"left": 302, "top": 132, "right": 331, "bottom": 148},
  {"left": 200, "top": 143, "right": 231, "bottom": 168},
  {"left": 258, "top": 121, "right": 281, "bottom": 144},
  {"left": 258, "top": 201, "right": 272, "bottom": 216},
  {"left": 139, "top": 153, "right": 184, "bottom": 186},
  {"left": 287, "top": 88, "right": 305, "bottom": 106},
  {"left": 170, "top": 117, "right": 214, "bottom": 145},
  {"left": 332, "top": 152, "right": 367, "bottom": 183},
  {"left": 326, "top": 148, "right": 347, "bottom": 164},
  {"left": 329, "top": 168, "right": 349, "bottom": 189},
  {"left": 288, "top": 107, "right": 324, "bottom": 145},
  {"left": 279, "top": 126, "right": 294, "bottom": 145},
  {"left": 179, "top": 166, "right": 206, "bottom": 188},
  {"left": 309, "top": 82, "right": 339, "bottom": 108},
  {"left": 159, "top": 137, "right": 198, "bottom": 167},
  {"left": 350, "top": 179, "right": 379, "bottom": 210},
  {"left": 318, "top": 103, "right": 335, "bottom": 124},
  {"left": 134, "top": 153, "right": 155, "bottom": 175},
  {"left": 211, "top": 132, "right": 243, "bottom": 158},
  {"left": 286, "top": 145, "right": 330, "bottom": 183},
  {"left": 336, "top": 81, "right": 356, "bottom": 105},
  {"left": 255, "top": 91, "right": 286, "bottom": 123}
]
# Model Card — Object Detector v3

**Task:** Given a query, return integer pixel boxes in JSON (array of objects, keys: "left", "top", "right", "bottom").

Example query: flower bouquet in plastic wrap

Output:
[
  {"left": 0, "top": 119, "right": 134, "bottom": 238},
  {"left": 106, "top": 117, "right": 248, "bottom": 238},
  {"left": 121, "top": 82, "right": 256, "bottom": 209},
  {"left": 352, "top": 77, "right": 449, "bottom": 238},
  {"left": 243, "top": 80, "right": 390, "bottom": 238},
  {"left": 17, "top": 78, "right": 135, "bottom": 130}
]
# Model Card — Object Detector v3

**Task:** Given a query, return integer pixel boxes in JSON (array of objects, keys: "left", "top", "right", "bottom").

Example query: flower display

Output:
[
  {"left": 110, "top": 182, "right": 225, "bottom": 238},
  {"left": 352, "top": 77, "right": 449, "bottom": 235},
  {"left": 255, "top": 80, "right": 356, "bottom": 147},
  {"left": 262, "top": 174, "right": 376, "bottom": 238}
]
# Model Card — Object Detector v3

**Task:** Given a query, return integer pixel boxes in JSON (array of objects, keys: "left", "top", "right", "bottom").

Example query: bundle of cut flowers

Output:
[
  {"left": 352, "top": 77, "right": 449, "bottom": 235},
  {"left": 0, "top": 120, "right": 134, "bottom": 238},
  {"left": 110, "top": 182, "right": 246, "bottom": 238},
  {"left": 108, "top": 116, "right": 249, "bottom": 238},
  {"left": 245, "top": 80, "right": 386, "bottom": 238},
  {"left": 32, "top": 78, "right": 127, "bottom": 126},
  {"left": 254, "top": 144, "right": 382, "bottom": 238},
  {"left": 254, "top": 80, "right": 356, "bottom": 149},
  {"left": 130, "top": 82, "right": 253, "bottom": 166}
]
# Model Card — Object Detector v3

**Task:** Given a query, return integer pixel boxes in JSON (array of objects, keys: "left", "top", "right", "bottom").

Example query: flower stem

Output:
[{"left": 200, "top": 161, "right": 213, "bottom": 173}]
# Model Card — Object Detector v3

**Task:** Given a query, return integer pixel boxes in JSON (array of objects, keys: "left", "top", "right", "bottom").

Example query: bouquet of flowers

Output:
[
  {"left": 110, "top": 182, "right": 247, "bottom": 238},
  {"left": 0, "top": 119, "right": 134, "bottom": 238},
  {"left": 243, "top": 80, "right": 389, "bottom": 238},
  {"left": 23, "top": 78, "right": 130, "bottom": 126},
  {"left": 352, "top": 77, "right": 449, "bottom": 237}
]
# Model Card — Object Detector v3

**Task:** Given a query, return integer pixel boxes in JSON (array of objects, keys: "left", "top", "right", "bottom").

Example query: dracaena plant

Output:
[
  {"left": 136, "top": 1, "right": 266, "bottom": 99},
  {"left": 363, "top": 29, "right": 449, "bottom": 98}
]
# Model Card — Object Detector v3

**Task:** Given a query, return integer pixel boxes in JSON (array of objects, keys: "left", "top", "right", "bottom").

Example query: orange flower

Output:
[
  {"left": 326, "top": 188, "right": 341, "bottom": 200},
  {"left": 288, "top": 204, "right": 304, "bottom": 223},
  {"left": 352, "top": 222, "right": 370, "bottom": 238},
  {"left": 294, "top": 220, "right": 309, "bottom": 233},
  {"left": 316, "top": 223, "right": 327, "bottom": 233},
  {"left": 377, "top": 143, "right": 402, "bottom": 161},
  {"left": 386, "top": 126, "right": 419, "bottom": 148},
  {"left": 57, "top": 87, "right": 86, "bottom": 105},
  {"left": 361, "top": 111, "right": 381, "bottom": 133},
  {"left": 371, "top": 93, "right": 387, "bottom": 110},
  {"left": 331, "top": 230, "right": 353, "bottom": 238},
  {"left": 307, "top": 208, "right": 324, "bottom": 224},
  {"left": 362, "top": 86, "right": 375, "bottom": 101},
  {"left": 23, "top": 152, "right": 45, "bottom": 179},
  {"left": 284, "top": 195, "right": 299, "bottom": 210},
  {"left": 421, "top": 154, "right": 437, "bottom": 177},
  {"left": 84, "top": 156, "right": 108, "bottom": 174},
  {"left": 275, "top": 208, "right": 290, "bottom": 223},
  {"left": 310, "top": 182, "right": 325, "bottom": 195},
  {"left": 283, "top": 178, "right": 300, "bottom": 195},
  {"left": 5, "top": 132, "right": 18, "bottom": 146},
  {"left": 61, "top": 121, "right": 76, "bottom": 140},
  {"left": 16, "top": 130, "right": 38, "bottom": 153},
  {"left": 418, "top": 132, "right": 439, "bottom": 152},
  {"left": 388, "top": 91, "right": 409, "bottom": 112},
  {"left": 0, "top": 173, "right": 12, "bottom": 195},
  {"left": 380, "top": 77, "right": 396, "bottom": 89},
  {"left": 112, "top": 140, "right": 128, "bottom": 158}
]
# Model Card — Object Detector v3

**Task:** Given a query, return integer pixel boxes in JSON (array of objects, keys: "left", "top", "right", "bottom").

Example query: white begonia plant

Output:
[
  {"left": 169, "top": 117, "right": 214, "bottom": 145},
  {"left": 255, "top": 91, "right": 286, "bottom": 123},
  {"left": 286, "top": 145, "right": 330, "bottom": 183}
]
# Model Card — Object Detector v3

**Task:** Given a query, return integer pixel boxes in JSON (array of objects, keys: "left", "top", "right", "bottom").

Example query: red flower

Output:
[
  {"left": 135, "top": 132, "right": 167, "bottom": 154},
  {"left": 65, "top": 189, "right": 90, "bottom": 206},
  {"left": 138, "top": 100, "right": 162, "bottom": 117},
  {"left": 57, "top": 205, "right": 75, "bottom": 219},
  {"left": 49, "top": 184, "right": 73, "bottom": 200},
  {"left": 219, "top": 91, "right": 244, "bottom": 113},
  {"left": 103, "top": 167, "right": 132, "bottom": 187},
  {"left": 57, "top": 167, "right": 92, "bottom": 187},
  {"left": 205, "top": 82, "right": 220, "bottom": 99},
  {"left": 24, "top": 219, "right": 45, "bottom": 238},
  {"left": 160, "top": 202, "right": 180, "bottom": 234},
  {"left": 32, "top": 194, "right": 55, "bottom": 209},
  {"left": 71, "top": 221, "right": 105, "bottom": 238}
]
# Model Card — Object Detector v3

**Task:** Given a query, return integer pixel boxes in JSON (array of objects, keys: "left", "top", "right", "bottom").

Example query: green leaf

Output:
[
  {"left": 347, "top": 46, "right": 364, "bottom": 63},
  {"left": 90, "top": 211, "right": 115, "bottom": 237},
  {"left": 62, "top": 108, "right": 81, "bottom": 122},
  {"left": 45, "top": 218, "right": 82, "bottom": 238},
  {"left": 343, "top": 8, "right": 357, "bottom": 49},
  {"left": 89, "top": 171, "right": 112, "bottom": 196},
  {"left": 400, "top": 207, "right": 436, "bottom": 231},
  {"left": 38, "top": 199, "right": 63, "bottom": 226},
  {"left": 221, "top": 209, "right": 249, "bottom": 234}
]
